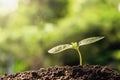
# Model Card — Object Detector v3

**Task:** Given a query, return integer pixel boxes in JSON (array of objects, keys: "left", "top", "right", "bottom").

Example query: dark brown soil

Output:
[{"left": 0, "top": 65, "right": 120, "bottom": 80}]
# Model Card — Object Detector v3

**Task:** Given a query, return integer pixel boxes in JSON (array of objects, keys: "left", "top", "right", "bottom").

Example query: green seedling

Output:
[{"left": 48, "top": 36, "right": 104, "bottom": 66}]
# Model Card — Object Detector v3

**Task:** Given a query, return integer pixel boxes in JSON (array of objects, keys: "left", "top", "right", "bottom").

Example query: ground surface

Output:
[{"left": 0, "top": 65, "right": 120, "bottom": 80}]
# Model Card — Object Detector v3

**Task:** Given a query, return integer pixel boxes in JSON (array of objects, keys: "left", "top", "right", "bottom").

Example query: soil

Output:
[{"left": 0, "top": 65, "right": 120, "bottom": 80}]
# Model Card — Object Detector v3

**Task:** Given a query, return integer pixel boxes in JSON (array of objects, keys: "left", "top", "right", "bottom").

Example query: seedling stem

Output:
[
  {"left": 71, "top": 42, "right": 82, "bottom": 65},
  {"left": 76, "top": 48, "right": 82, "bottom": 66}
]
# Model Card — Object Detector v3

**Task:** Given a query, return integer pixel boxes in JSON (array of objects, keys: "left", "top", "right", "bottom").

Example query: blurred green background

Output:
[{"left": 0, "top": 0, "right": 120, "bottom": 74}]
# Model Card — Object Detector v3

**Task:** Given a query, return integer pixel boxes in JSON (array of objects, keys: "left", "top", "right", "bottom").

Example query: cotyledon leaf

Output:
[
  {"left": 79, "top": 36, "right": 104, "bottom": 46},
  {"left": 48, "top": 44, "right": 73, "bottom": 54}
]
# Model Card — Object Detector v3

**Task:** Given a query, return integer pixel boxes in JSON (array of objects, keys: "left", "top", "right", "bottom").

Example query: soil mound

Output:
[{"left": 0, "top": 65, "right": 120, "bottom": 80}]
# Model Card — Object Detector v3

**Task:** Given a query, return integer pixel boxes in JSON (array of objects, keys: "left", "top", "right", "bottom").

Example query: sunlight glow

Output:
[
  {"left": 118, "top": 4, "right": 120, "bottom": 12},
  {"left": 0, "top": 0, "right": 18, "bottom": 15}
]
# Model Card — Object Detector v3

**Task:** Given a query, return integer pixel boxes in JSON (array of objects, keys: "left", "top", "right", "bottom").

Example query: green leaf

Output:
[
  {"left": 48, "top": 44, "right": 72, "bottom": 54},
  {"left": 79, "top": 36, "right": 104, "bottom": 46}
]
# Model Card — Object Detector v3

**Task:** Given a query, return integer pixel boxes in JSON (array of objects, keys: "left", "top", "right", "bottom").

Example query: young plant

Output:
[{"left": 48, "top": 36, "right": 104, "bottom": 66}]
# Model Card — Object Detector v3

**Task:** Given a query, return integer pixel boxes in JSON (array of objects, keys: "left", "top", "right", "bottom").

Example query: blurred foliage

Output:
[{"left": 0, "top": 0, "right": 120, "bottom": 74}]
